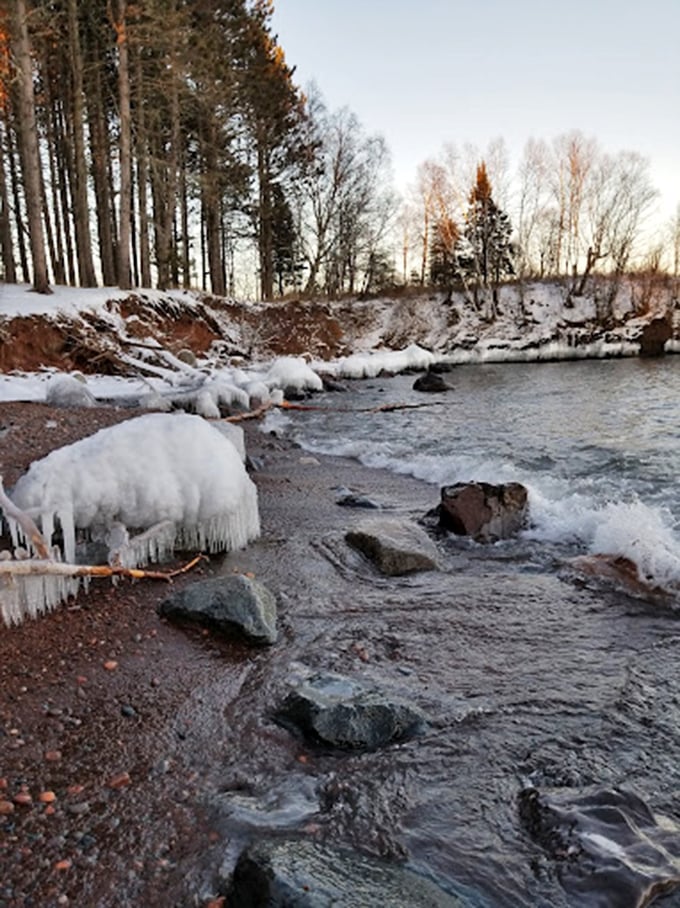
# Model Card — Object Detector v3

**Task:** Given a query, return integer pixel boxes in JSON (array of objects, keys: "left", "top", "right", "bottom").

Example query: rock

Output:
[
  {"left": 345, "top": 518, "right": 439, "bottom": 575},
  {"left": 640, "top": 316, "right": 672, "bottom": 357},
  {"left": 519, "top": 785, "right": 680, "bottom": 906},
  {"left": 45, "top": 374, "right": 97, "bottom": 409},
  {"left": 335, "top": 487, "right": 381, "bottom": 509},
  {"left": 158, "top": 574, "right": 278, "bottom": 646},
  {"left": 564, "top": 553, "right": 667, "bottom": 599},
  {"left": 435, "top": 482, "right": 528, "bottom": 542},
  {"left": 413, "top": 371, "right": 451, "bottom": 393},
  {"left": 319, "top": 374, "right": 348, "bottom": 392},
  {"left": 176, "top": 348, "right": 198, "bottom": 367},
  {"left": 226, "top": 839, "right": 464, "bottom": 907},
  {"left": 274, "top": 672, "right": 425, "bottom": 751}
]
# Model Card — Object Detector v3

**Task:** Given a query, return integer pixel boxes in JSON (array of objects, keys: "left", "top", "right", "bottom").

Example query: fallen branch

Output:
[
  {"left": 278, "top": 400, "right": 446, "bottom": 414},
  {"left": 224, "top": 400, "right": 274, "bottom": 422},
  {"left": 0, "top": 553, "right": 206, "bottom": 582}
]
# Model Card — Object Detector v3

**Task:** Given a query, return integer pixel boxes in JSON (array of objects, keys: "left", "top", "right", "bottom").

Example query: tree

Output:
[
  {"left": 9, "top": 0, "right": 50, "bottom": 293},
  {"left": 459, "top": 162, "right": 514, "bottom": 304}
]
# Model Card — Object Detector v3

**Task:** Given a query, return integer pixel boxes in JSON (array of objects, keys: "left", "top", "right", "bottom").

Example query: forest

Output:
[{"left": 0, "top": 0, "right": 678, "bottom": 301}]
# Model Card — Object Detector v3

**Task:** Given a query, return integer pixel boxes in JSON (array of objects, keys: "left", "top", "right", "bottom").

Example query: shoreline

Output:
[{"left": 0, "top": 401, "right": 439, "bottom": 907}]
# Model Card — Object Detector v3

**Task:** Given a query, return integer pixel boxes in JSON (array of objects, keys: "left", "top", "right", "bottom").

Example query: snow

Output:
[{"left": 7, "top": 412, "right": 260, "bottom": 567}]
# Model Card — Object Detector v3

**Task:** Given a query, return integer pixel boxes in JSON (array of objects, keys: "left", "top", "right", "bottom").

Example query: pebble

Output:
[
  {"left": 54, "top": 858, "right": 72, "bottom": 871},
  {"left": 103, "top": 660, "right": 118, "bottom": 671},
  {"left": 39, "top": 791, "right": 57, "bottom": 803},
  {"left": 45, "top": 750, "right": 62, "bottom": 762},
  {"left": 0, "top": 800, "right": 14, "bottom": 814},
  {"left": 120, "top": 704, "right": 136, "bottom": 718},
  {"left": 13, "top": 792, "right": 33, "bottom": 806},
  {"left": 107, "top": 772, "right": 131, "bottom": 790}
]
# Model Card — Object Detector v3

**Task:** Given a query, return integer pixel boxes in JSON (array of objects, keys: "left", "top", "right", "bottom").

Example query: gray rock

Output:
[
  {"left": 436, "top": 481, "right": 528, "bottom": 542},
  {"left": 335, "top": 486, "right": 381, "bottom": 509},
  {"left": 226, "top": 838, "right": 464, "bottom": 907},
  {"left": 345, "top": 518, "right": 439, "bottom": 575},
  {"left": 158, "top": 574, "right": 277, "bottom": 645},
  {"left": 275, "top": 672, "right": 425, "bottom": 751}
]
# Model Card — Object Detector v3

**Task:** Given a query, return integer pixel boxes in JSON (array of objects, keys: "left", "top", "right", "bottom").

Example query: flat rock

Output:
[
  {"left": 226, "top": 838, "right": 465, "bottom": 907},
  {"left": 345, "top": 518, "right": 439, "bottom": 575},
  {"left": 274, "top": 672, "right": 425, "bottom": 751},
  {"left": 158, "top": 574, "right": 277, "bottom": 645}
]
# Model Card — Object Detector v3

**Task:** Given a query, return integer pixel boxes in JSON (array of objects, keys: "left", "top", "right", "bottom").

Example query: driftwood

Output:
[
  {"left": 0, "top": 554, "right": 206, "bottom": 582},
  {"left": 278, "top": 400, "right": 445, "bottom": 414}
]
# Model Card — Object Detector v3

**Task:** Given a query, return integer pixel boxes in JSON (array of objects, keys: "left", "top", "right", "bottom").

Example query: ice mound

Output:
[{"left": 8, "top": 412, "right": 260, "bottom": 569}]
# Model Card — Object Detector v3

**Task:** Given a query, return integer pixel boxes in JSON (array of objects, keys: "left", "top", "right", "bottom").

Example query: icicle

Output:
[{"left": 59, "top": 505, "right": 76, "bottom": 565}]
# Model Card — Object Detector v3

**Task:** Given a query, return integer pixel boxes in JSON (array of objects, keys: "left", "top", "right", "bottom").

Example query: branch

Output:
[
  {"left": 0, "top": 475, "right": 52, "bottom": 560},
  {"left": 0, "top": 554, "right": 206, "bottom": 582}
]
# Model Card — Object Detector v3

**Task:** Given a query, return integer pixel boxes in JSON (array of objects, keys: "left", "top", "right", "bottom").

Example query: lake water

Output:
[
  {"left": 276, "top": 357, "right": 680, "bottom": 594},
  {"left": 233, "top": 356, "right": 680, "bottom": 907}
]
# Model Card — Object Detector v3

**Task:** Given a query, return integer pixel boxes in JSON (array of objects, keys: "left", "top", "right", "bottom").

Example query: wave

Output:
[{"left": 290, "top": 430, "right": 680, "bottom": 591}]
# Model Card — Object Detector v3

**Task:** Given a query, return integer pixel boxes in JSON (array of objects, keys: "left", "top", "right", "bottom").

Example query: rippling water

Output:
[
  {"left": 275, "top": 357, "right": 680, "bottom": 592},
  {"left": 201, "top": 357, "right": 680, "bottom": 908}
]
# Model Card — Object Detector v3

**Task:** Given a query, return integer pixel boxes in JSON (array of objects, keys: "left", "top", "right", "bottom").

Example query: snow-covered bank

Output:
[{"left": 0, "top": 278, "right": 677, "bottom": 406}]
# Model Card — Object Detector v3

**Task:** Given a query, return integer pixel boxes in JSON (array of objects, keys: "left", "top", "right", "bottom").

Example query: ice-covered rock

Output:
[
  {"left": 9, "top": 413, "right": 260, "bottom": 567},
  {"left": 45, "top": 373, "right": 97, "bottom": 408}
]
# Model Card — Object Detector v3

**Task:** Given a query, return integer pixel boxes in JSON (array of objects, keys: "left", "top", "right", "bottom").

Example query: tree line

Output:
[
  {"left": 0, "top": 1, "right": 676, "bottom": 301},
  {"left": 0, "top": 0, "right": 396, "bottom": 299}
]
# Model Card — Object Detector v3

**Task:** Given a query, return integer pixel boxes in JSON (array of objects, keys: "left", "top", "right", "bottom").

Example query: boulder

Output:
[
  {"left": 226, "top": 838, "right": 465, "bottom": 907},
  {"left": 435, "top": 482, "right": 528, "bottom": 542},
  {"left": 345, "top": 518, "right": 439, "bottom": 574},
  {"left": 158, "top": 574, "right": 277, "bottom": 645},
  {"left": 274, "top": 672, "right": 425, "bottom": 751},
  {"left": 640, "top": 317, "right": 672, "bottom": 357},
  {"left": 413, "top": 371, "right": 451, "bottom": 393}
]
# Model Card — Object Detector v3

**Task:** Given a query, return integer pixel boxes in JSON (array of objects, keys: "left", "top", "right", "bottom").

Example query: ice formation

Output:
[
  {"left": 265, "top": 357, "right": 324, "bottom": 393},
  {"left": 2, "top": 413, "right": 260, "bottom": 624},
  {"left": 45, "top": 373, "right": 97, "bottom": 408}
]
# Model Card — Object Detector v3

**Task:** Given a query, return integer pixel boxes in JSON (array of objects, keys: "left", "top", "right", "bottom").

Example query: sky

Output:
[{"left": 272, "top": 0, "right": 679, "bottom": 229}]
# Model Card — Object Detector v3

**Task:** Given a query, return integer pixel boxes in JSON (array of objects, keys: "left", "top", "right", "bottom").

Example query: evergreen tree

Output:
[
  {"left": 429, "top": 214, "right": 460, "bottom": 298},
  {"left": 459, "top": 162, "right": 515, "bottom": 294}
]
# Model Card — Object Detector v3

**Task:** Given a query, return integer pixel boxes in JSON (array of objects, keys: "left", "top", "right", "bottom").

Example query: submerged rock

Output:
[
  {"left": 519, "top": 785, "right": 680, "bottom": 906},
  {"left": 158, "top": 574, "right": 277, "bottom": 645},
  {"left": 345, "top": 518, "right": 439, "bottom": 575},
  {"left": 226, "top": 838, "right": 464, "bottom": 907},
  {"left": 433, "top": 481, "right": 528, "bottom": 542},
  {"left": 564, "top": 553, "right": 669, "bottom": 600},
  {"left": 275, "top": 672, "right": 425, "bottom": 750}
]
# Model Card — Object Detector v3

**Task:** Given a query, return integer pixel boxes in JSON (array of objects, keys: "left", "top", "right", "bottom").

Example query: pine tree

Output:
[
  {"left": 459, "top": 162, "right": 515, "bottom": 297},
  {"left": 429, "top": 215, "right": 460, "bottom": 298}
]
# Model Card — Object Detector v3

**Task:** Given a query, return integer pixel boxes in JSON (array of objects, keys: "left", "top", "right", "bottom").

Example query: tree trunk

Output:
[
  {"left": 87, "top": 66, "right": 116, "bottom": 286},
  {"left": 67, "top": 0, "right": 96, "bottom": 287},
  {"left": 5, "top": 121, "right": 28, "bottom": 282},
  {"left": 257, "top": 140, "right": 274, "bottom": 300},
  {"left": 111, "top": 0, "right": 131, "bottom": 289},
  {"left": 11, "top": 0, "right": 50, "bottom": 293},
  {"left": 133, "top": 49, "right": 151, "bottom": 288},
  {"left": 0, "top": 123, "right": 16, "bottom": 282}
]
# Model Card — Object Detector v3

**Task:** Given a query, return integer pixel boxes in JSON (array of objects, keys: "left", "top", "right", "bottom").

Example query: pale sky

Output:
[{"left": 272, "top": 0, "right": 679, "bottom": 228}]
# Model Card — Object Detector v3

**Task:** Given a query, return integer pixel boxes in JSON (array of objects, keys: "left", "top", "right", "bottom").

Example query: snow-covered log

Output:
[{"left": 5, "top": 411, "right": 260, "bottom": 576}]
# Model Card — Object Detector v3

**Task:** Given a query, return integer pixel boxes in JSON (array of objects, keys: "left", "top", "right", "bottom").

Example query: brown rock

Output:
[
  {"left": 437, "top": 481, "right": 528, "bottom": 542},
  {"left": 0, "top": 800, "right": 15, "bottom": 814}
]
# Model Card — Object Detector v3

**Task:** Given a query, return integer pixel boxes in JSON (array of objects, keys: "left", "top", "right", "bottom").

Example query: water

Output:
[
  {"left": 276, "top": 357, "right": 680, "bottom": 593},
  {"left": 218, "top": 356, "right": 680, "bottom": 908}
]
